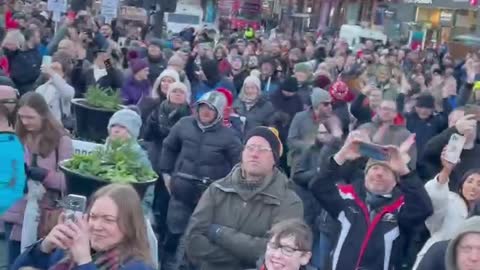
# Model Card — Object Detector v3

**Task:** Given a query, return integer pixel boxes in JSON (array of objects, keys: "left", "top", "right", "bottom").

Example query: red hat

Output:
[
  {"left": 329, "top": 81, "right": 354, "bottom": 103},
  {"left": 216, "top": 88, "right": 233, "bottom": 107},
  {"left": 5, "top": 10, "right": 20, "bottom": 30}
]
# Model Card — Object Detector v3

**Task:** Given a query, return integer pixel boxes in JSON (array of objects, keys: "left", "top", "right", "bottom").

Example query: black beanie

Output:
[
  {"left": 416, "top": 94, "right": 435, "bottom": 109},
  {"left": 245, "top": 126, "right": 283, "bottom": 163},
  {"left": 281, "top": 77, "right": 299, "bottom": 93}
]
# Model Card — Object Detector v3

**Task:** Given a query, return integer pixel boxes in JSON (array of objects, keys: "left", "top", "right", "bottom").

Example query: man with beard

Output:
[{"left": 147, "top": 38, "right": 167, "bottom": 84}]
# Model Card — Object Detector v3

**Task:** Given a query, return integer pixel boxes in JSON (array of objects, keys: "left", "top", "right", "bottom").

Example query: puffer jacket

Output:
[
  {"left": 144, "top": 101, "right": 191, "bottom": 173},
  {"left": 233, "top": 97, "right": 275, "bottom": 135},
  {"left": 160, "top": 116, "right": 242, "bottom": 180},
  {"left": 185, "top": 165, "right": 303, "bottom": 270}
]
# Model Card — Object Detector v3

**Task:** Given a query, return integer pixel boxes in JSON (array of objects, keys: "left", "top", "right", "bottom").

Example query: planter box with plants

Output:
[
  {"left": 59, "top": 139, "right": 157, "bottom": 198},
  {"left": 72, "top": 86, "right": 123, "bottom": 143}
]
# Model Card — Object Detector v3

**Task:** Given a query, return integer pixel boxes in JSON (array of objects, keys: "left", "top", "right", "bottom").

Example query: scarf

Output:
[
  {"left": 232, "top": 166, "right": 274, "bottom": 201},
  {"left": 50, "top": 248, "right": 123, "bottom": 270},
  {"left": 158, "top": 100, "right": 191, "bottom": 123}
]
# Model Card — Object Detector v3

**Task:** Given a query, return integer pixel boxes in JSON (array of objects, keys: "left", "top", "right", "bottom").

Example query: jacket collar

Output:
[{"left": 213, "top": 164, "right": 289, "bottom": 205}]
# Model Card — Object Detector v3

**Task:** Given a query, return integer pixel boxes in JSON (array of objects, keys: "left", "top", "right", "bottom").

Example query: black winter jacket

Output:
[
  {"left": 160, "top": 116, "right": 243, "bottom": 181},
  {"left": 405, "top": 112, "right": 447, "bottom": 157},
  {"left": 71, "top": 60, "right": 124, "bottom": 97},
  {"left": 233, "top": 97, "right": 275, "bottom": 135},
  {"left": 144, "top": 101, "right": 191, "bottom": 173},
  {"left": 5, "top": 47, "right": 42, "bottom": 94},
  {"left": 309, "top": 157, "right": 433, "bottom": 270},
  {"left": 421, "top": 126, "right": 480, "bottom": 190}
]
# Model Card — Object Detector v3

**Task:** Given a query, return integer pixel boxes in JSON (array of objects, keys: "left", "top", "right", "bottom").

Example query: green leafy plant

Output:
[
  {"left": 84, "top": 86, "right": 122, "bottom": 111},
  {"left": 64, "top": 139, "right": 157, "bottom": 183}
]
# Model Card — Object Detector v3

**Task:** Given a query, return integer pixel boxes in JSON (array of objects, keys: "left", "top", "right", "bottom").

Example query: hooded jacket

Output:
[
  {"left": 185, "top": 165, "right": 303, "bottom": 270},
  {"left": 121, "top": 75, "right": 151, "bottom": 105},
  {"left": 159, "top": 91, "right": 242, "bottom": 183},
  {"left": 445, "top": 217, "right": 480, "bottom": 270}
]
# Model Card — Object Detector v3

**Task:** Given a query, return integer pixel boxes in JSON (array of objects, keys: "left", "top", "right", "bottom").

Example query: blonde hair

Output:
[
  {"left": 88, "top": 184, "right": 152, "bottom": 264},
  {"left": 2, "top": 30, "right": 26, "bottom": 50}
]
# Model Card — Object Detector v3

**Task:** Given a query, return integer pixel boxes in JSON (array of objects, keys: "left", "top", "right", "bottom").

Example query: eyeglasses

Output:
[
  {"left": 244, "top": 144, "right": 272, "bottom": 154},
  {"left": 267, "top": 242, "right": 304, "bottom": 257}
]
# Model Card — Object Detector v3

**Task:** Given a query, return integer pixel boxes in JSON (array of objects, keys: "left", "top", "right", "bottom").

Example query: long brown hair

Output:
[
  {"left": 16, "top": 92, "right": 67, "bottom": 158},
  {"left": 88, "top": 184, "right": 152, "bottom": 264}
]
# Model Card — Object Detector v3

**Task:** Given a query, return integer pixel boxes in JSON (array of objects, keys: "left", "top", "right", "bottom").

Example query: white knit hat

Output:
[
  {"left": 152, "top": 69, "right": 180, "bottom": 99},
  {"left": 167, "top": 82, "right": 191, "bottom": 104}
]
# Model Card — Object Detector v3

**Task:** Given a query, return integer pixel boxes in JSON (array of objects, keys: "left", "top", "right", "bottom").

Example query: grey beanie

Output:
[
  {"left": 108, "top": 109, "right": 142, "bottom": 139},
  {"left": 445, "top": 216, "right": 480, "bottom": 270},
  {"left": 311, "top": 87, "right": 332, "bottom": 108}
]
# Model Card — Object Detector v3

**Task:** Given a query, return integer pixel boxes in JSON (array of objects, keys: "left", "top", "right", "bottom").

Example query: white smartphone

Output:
[
  {"left": 444, "top": 134, "right": 466, "bottom": 163},
  {"left": 42, "top": 56, "right": 52, "bottom": 66},
  {"left": 63, "top": 194, "right": 87, "bottom": 222}
]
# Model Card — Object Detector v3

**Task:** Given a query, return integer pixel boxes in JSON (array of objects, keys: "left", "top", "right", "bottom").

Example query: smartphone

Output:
[
  {"left": 358, "top": 142, "right": 389, "bottom": 161},
  {"left": 42, "top": 56, "right": 52, "bottom": 66},
  {"left": 444, "top": 134, "right": 466, "bottom": 163},
  {"left": 63, "top": 194, "right": 87, "bottom": 222}
]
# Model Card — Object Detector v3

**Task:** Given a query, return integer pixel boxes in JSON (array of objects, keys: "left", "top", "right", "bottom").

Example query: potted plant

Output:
[
  {"left": 71, "top": 86, "right": 123, "bottom": 143},
  {"left": 59, "top": 140, "right": 157, "bottom": 198}
]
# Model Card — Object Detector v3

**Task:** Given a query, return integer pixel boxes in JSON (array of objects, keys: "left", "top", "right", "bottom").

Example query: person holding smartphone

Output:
[
  {"left": 309, "top": 131, "right": 432, "bottom": 270},
  {"left": 11, "top": 184, "right": 155, "bottom": 270}
]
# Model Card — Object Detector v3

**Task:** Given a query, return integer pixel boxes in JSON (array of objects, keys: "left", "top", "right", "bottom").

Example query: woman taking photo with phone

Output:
[
  {"left": 2, "top": 92, "right": 73, "bottom": 264},
  {"left": 11, "top": 184, "right": 154, "bottom": 270},
  {"left": 413, "top": 149, "right": 480, "bottom": 269}
]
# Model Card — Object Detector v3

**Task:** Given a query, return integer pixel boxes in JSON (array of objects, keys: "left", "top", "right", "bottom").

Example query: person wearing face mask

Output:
[
  {"left": 11, "top": 184, "right": 155, "bottom": 270},
  {"left": 422, "top": 107, "right": 480, "bottom": 190},
  {"left": 256, "top": 219, "right": 313, "bottom": 270},
  {"left": 233, "top": 76, "right": 275, "bottom": 135},
  {"left": 309, "top": 131, "right": 432, "bottom": 270},
  {"left": 159, "top": 91, "right": 242, "bottom": 270},
  {"left": 413, "top": 154, "right": 480, "bottom": 270},
  {"left": 121, "top": 58, "right": 151, "bottom": 105}
]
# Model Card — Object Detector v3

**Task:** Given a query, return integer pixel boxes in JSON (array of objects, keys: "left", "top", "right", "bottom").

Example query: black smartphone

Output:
[{"left": 358, "top": 142, "right": 389, "bottom": 161}]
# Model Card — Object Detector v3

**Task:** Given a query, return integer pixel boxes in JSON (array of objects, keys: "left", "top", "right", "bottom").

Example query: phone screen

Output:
[
  {"left": 445, "top": 134, "right": 466, "bottom": 163},
  {"left": 42, "top": 56, "right": 52, "bottom": 66},
  {"left": 63, "top": 194, "right": 87, "bottom": 221},
  {"left": 358, "top": 142, "right": 389, "bottom": 161}
]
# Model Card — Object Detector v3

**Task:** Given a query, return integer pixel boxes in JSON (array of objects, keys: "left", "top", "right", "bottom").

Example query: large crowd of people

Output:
[{"left": 0, "top": 1, "right": 480, "bottom": 270}]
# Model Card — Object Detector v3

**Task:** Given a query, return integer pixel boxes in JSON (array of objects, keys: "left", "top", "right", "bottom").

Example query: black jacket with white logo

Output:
[{"left": 310, "top": 157, "right": 433, "bottom": 270}]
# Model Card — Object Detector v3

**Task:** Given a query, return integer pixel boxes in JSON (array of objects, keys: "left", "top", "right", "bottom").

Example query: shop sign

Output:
[
  {"left": 404, "top": 0, "right": 432, "bottom": 4},
  {"left": 440, "top": 10, "right": 454, "bottom": 26},
  {"left": 119, "top": 6, "right": 148, "bottom": 24}
]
